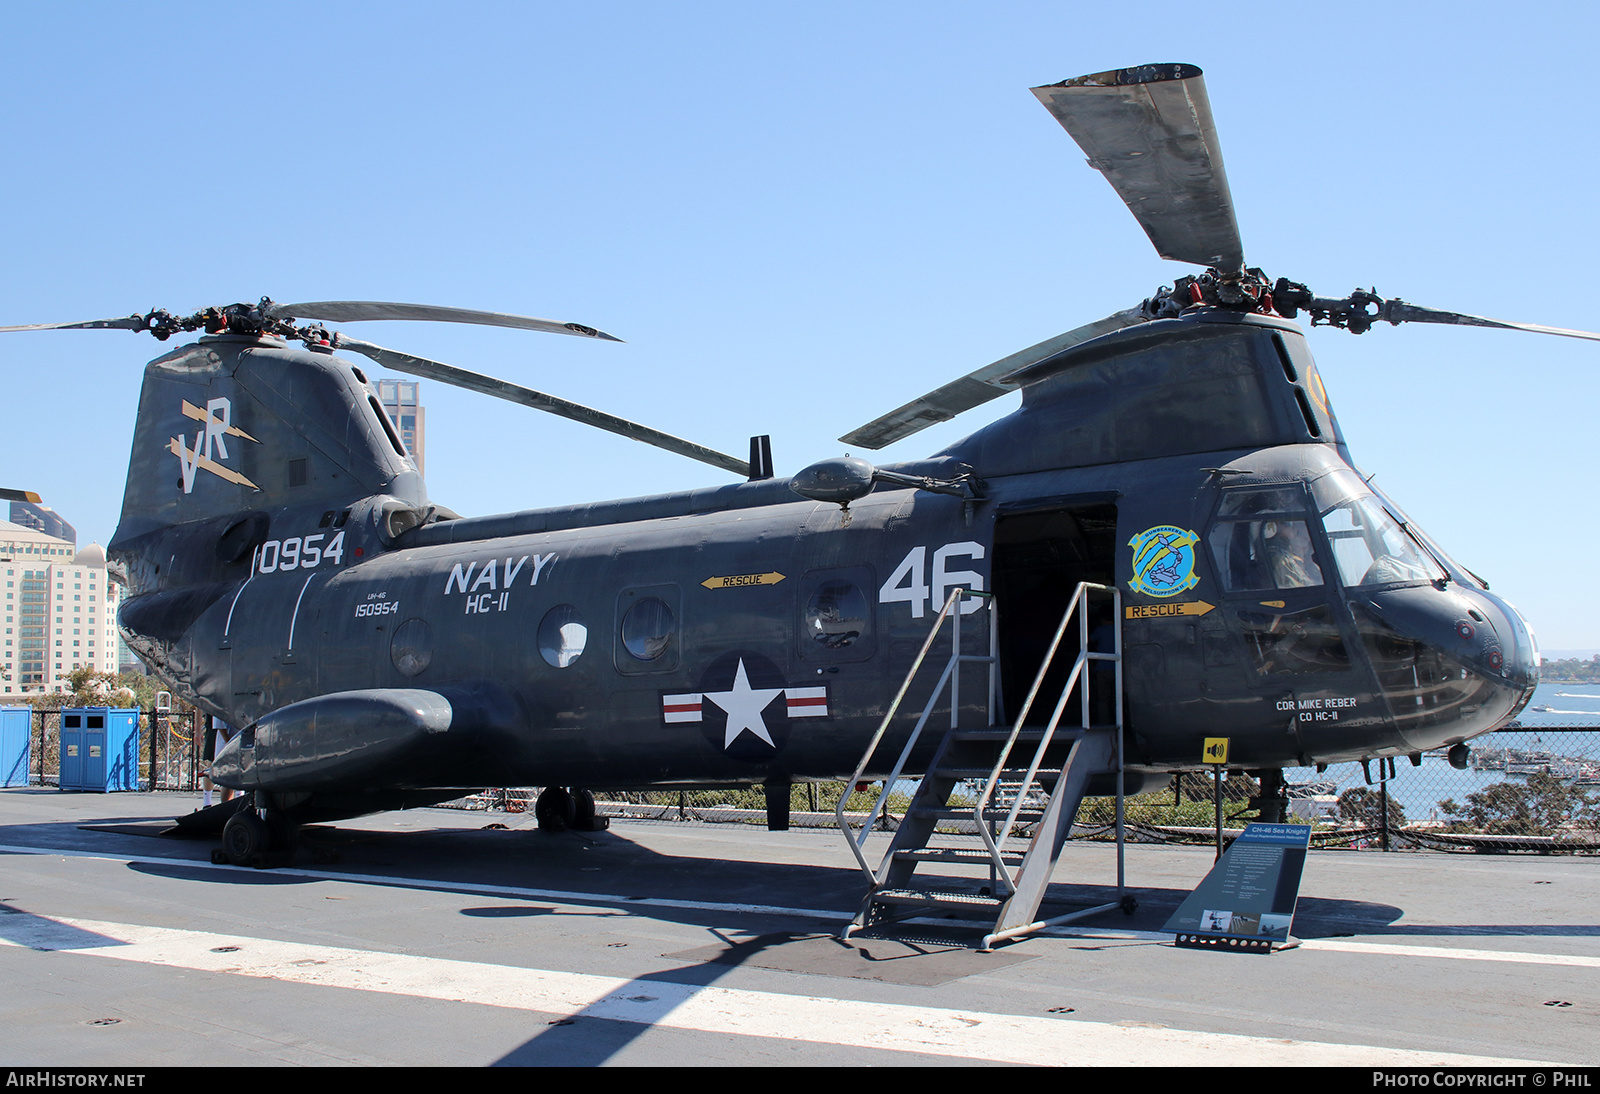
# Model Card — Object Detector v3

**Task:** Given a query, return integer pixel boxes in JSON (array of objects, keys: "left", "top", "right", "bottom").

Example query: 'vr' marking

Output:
[{"left": 170, "top": 397, "right": 260, "bottom": 493}]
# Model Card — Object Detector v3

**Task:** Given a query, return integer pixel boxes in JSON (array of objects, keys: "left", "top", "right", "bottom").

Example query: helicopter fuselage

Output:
[{"left": 107, "top": 312, "right": 1537, "bottom": 806}]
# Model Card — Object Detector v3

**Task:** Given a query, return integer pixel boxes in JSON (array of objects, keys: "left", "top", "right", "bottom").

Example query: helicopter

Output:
[{"left": 0, "top": 63, "right": 1584, "bottom": 874}]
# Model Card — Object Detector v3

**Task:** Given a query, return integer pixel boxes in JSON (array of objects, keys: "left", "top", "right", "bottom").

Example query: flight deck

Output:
[{"left": 1, "top": 788, "right": 1594, "bottom": 1068}]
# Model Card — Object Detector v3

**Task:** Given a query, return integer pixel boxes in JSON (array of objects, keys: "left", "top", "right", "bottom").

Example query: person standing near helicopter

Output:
[{"left": 201, "top": 715, "right": 236, "bottom": 807}]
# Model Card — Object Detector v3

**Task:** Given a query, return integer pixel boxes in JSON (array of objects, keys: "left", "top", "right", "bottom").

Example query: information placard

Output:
[{"left": 1162, "top": 823, "right": 1311, "bottom": 953}]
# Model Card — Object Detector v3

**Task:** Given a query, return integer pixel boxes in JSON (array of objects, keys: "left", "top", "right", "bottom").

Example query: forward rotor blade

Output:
[
  {"left": 268, "top": 301, "right": 622, "bottom": 342},
  {"left": 1381, "top": 302, "right": 1600, "bottom": 342},
  {"left": 1033, "top": 64, "right": 1245, "bottom": 271},
  {"left": 334, "top": 337, "right": 748, "bottom": 476},
  {"left": 0, "top": 316, "right": 148, "bottom": 333},
  {"left": 0, "top": 488, "right": 42, "bottom": 503},
  {"left": 839, "top": 307, "right": 1147, "bottom": 450}
]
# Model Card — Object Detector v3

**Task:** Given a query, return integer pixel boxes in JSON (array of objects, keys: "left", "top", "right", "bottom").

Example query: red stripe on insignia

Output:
[{"left": 786, "top": 687, "right": 828, "bottom": 717}]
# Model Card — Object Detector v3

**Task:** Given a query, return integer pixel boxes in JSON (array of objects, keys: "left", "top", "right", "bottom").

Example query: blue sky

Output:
[{"left": 3, "top": 1, "right": 1597, "bottom": 648}]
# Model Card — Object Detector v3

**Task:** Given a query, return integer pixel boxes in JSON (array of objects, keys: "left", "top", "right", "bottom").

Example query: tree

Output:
[
  {"left": 1438, "top": 771, "right": 1597, "bottom": 836},
  {"left": 1337, "top": 785, "right": 1406, "bottom": 828}
]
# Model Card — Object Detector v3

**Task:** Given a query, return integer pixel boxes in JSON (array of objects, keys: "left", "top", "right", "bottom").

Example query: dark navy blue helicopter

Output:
[{"left": 3, "top": 64, "right": 1587, "bottom": 870}]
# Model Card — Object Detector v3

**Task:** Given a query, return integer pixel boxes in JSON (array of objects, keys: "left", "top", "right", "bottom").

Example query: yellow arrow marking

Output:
[
  {"left": 1125, "top": 600, "right": 1215, "bottom": 620},
  {"left": 701, "top": 572, "right": 786, "bottom": 590}
]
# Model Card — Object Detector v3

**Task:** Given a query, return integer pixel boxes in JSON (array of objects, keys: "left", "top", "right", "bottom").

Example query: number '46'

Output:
[{"left": 878, "top": 542, "right": 985, "bottom": 618}]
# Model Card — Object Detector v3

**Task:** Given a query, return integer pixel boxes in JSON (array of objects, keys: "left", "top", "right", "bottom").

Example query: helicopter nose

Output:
[
  {"left": 1479, "top": 589, "right": 1541, "bottom": 697},
  {"left": 1346, "top": 583, "right": 1535, "bottom": 752}
]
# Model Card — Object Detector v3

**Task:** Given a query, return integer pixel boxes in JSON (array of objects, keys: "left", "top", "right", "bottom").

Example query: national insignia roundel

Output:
[{"left": 659, "top": 651, "right": 830, "bottom": 762}]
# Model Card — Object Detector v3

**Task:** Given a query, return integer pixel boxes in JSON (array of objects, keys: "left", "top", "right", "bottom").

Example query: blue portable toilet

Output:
[
  {"left": 58, "top": 707, "right": 140, "bottom": 792},
  {"left": 1, "top": 708, "right": 29, "bottom": 787}
]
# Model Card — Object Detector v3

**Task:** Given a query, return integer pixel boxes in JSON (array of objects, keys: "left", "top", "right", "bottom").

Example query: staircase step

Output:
[
  {"left": 872, "top": 888, "right": 1005, "bottom": 910},
  {"left": 947, "top": 725, "right": 1119, "bottom": 742},
  {"left": 913, "top": 806, "right": 1046, "bottom": 822},
  {"left": 892, "top": 847, "right": 1026, "bottom": 865},
  {"left": 950, "top": 728, "right": 1052, "bottom": 742},
  {"left": 930, "top": 766, "right": 1063, "bottom": 780}
]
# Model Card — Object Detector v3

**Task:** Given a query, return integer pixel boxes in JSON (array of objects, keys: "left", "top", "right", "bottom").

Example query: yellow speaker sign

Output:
[{"left": 1202, "top": 738, "right": 1230, "bottom": 765}]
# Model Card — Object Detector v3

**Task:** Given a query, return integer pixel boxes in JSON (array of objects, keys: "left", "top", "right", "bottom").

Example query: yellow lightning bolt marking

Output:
[
  {"left": 168, "top": 437, "right": 260, "bottom": 490},
  {"left": 180, "top": 401, "right": 260, "bottom": 443}
]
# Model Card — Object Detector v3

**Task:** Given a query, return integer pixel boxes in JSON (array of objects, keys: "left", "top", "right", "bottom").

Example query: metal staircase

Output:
[{"left": 837, "top": 582, "right": 1129, "bottom": 950}]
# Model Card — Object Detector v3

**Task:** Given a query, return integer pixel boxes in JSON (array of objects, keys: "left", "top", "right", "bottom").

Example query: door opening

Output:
[{"left": 992, "top": 503, "right": 1118, "bottom": 727}]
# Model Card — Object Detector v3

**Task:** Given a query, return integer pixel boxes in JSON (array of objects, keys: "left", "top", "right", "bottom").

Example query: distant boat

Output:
[{"left": 1532, "top": 705, "right": 1554, "bottom": 712}]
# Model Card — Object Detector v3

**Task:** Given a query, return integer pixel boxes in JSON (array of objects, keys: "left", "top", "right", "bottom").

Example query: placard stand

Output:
[{"left": 1162, "top": 823, "right": 1311, "bottom": 954}]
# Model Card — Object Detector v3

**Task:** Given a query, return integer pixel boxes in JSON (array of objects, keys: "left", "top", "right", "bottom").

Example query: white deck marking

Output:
[
  {"left": 1295, "top": 938, "right": 1600, "bottom": 968},
  {"left": 0, "top": 912, "right": 1553, "bottom": 1067},
  {"left": 4, "top": 843, "right": 1596, "bottom": 975}
]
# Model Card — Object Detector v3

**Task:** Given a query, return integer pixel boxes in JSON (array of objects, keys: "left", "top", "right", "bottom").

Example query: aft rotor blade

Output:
[
  {"left": 1033, "top": 64, "right": 1245, "bottom": 271},
  {"left": 0, "top": 488, "right": 42, "bottom": 503},
  {"left": 1381, "top": 302, "right": 1600, "bottom": 342},
  {"left": 0, "top": 316, "right": 148, "bottom": 333},
  {"left": 839, "top": 307, "right": 1146, "bottom": 450},
  {"left": 334, "top": 337, "right": 748, "bottom": 476},
  {"left": 268, "top": 301, "right": 622, "bottom": 342}
]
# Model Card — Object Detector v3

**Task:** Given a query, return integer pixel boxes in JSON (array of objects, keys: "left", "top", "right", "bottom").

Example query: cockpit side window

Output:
[
  {"left": 1209, "top": 483, "right": 1354, "bottom": 679},
  {"left": 1208, "top": 518, "right": 1324, "bottom": 593}
]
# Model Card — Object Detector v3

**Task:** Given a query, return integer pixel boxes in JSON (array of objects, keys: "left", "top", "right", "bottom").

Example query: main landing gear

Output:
[
  {"left": 212, "top": 794, "right": 300, "bottom": 868},
  {"left": 534, "top": 786, "right": 609, "bottom": 833}
]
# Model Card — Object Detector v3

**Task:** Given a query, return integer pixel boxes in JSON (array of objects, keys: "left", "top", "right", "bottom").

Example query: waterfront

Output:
[{"left": 1282, "top": 682, "right": 1600, "bottom": 823}]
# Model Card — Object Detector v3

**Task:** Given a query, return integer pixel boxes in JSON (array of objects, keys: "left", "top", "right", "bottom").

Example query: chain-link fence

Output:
[
  {"left": 13, "top": 708, "right": 1592, "bottom": 852},
  {"left": 444, "top": 726, "right": 1600, "bottom": 854},
  {"left": 11, "top": 707, "right": 205, "bottom": 791},
  {"left": 1270, "top": 725, "right": 1599, "bottom": 853}
]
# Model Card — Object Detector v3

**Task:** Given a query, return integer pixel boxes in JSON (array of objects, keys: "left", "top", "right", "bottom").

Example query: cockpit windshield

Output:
[{"left": 1312, "top": 469, "right": 1443, "bottom": 587}]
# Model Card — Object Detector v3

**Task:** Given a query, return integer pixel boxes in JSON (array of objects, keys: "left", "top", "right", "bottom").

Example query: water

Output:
[{"left": 1280, "top": 681, "right": 1600, "bottom": 822}]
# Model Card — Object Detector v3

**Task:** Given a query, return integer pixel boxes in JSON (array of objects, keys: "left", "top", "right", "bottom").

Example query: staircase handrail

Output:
[
  {"left": 973, "top": 581, "right": 1121, "bottom": 888},
  {"left": 835, "top": 586, "right": 993, "bottom": 882}
]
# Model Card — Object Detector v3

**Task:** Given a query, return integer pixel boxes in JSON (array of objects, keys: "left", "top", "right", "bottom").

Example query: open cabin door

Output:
[{"left": 991, "top": 502, "right": 1119, "bottom": 727}]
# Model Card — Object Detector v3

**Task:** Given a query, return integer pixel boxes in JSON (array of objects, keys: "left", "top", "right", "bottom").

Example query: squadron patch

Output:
[{"left": 1128, "top": 525, "right": 1201, "bottom": 599}]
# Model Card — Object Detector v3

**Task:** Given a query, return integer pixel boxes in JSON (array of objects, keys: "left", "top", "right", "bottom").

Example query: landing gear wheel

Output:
[
  {"left": 535, "top": 786, "right": 576, "bottom": 832},
  {"left": 221, "top": 810, "right": 269, "bottom": 867},
  {"left": 1120, "top": 894, "right": 1139, "bottom": 916},
  {"left": 570, "top": 787, "right": 608, "bottom": 832}
]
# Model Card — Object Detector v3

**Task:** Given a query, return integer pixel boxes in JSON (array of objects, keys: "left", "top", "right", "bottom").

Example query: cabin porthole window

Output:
[
  {"left": 621, "top": 597, "right": 674, "bottom": 662},
  {"left": 805, "top": 580, "right": 867, "bottom": 649},
  {"left": 538, "top": 605, "right": 588, "bottom": 668},
  {"left": 390, "top": 618, "right": 434, "bottom": 677}
]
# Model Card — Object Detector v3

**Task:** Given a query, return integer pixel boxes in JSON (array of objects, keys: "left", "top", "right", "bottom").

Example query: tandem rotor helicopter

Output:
[{"left": 3, "top": 64, "right": 1591, "bottom": 879}]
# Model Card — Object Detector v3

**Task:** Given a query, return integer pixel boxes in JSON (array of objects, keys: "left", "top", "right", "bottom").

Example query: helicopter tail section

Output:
[
  {"left": 109, "top": 336, "right": 426, "bottom": 593},
  {"left": 107, "top": 336, "right": 430, "bottom": 715}
]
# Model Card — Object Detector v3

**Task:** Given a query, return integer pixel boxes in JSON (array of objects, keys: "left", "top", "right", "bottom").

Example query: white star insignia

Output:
[{"left": 702, "top": 657, "right": 783, "bottom": 748}]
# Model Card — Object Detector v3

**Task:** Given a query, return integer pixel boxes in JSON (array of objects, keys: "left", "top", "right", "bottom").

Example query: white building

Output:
[{"left": 0, "top": 520, "right": 125, "bottom": 694}]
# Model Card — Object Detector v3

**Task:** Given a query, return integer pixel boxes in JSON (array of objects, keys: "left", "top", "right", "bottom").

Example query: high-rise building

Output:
[
  {"left": 377, "top": 379, "right": 425, "bottom": 475},
  {"left": 9, "top": 502, "right": 75, "bottom": 545},
  {"left": 0, "top": 522, "right": 124, "bottom": 694}
]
